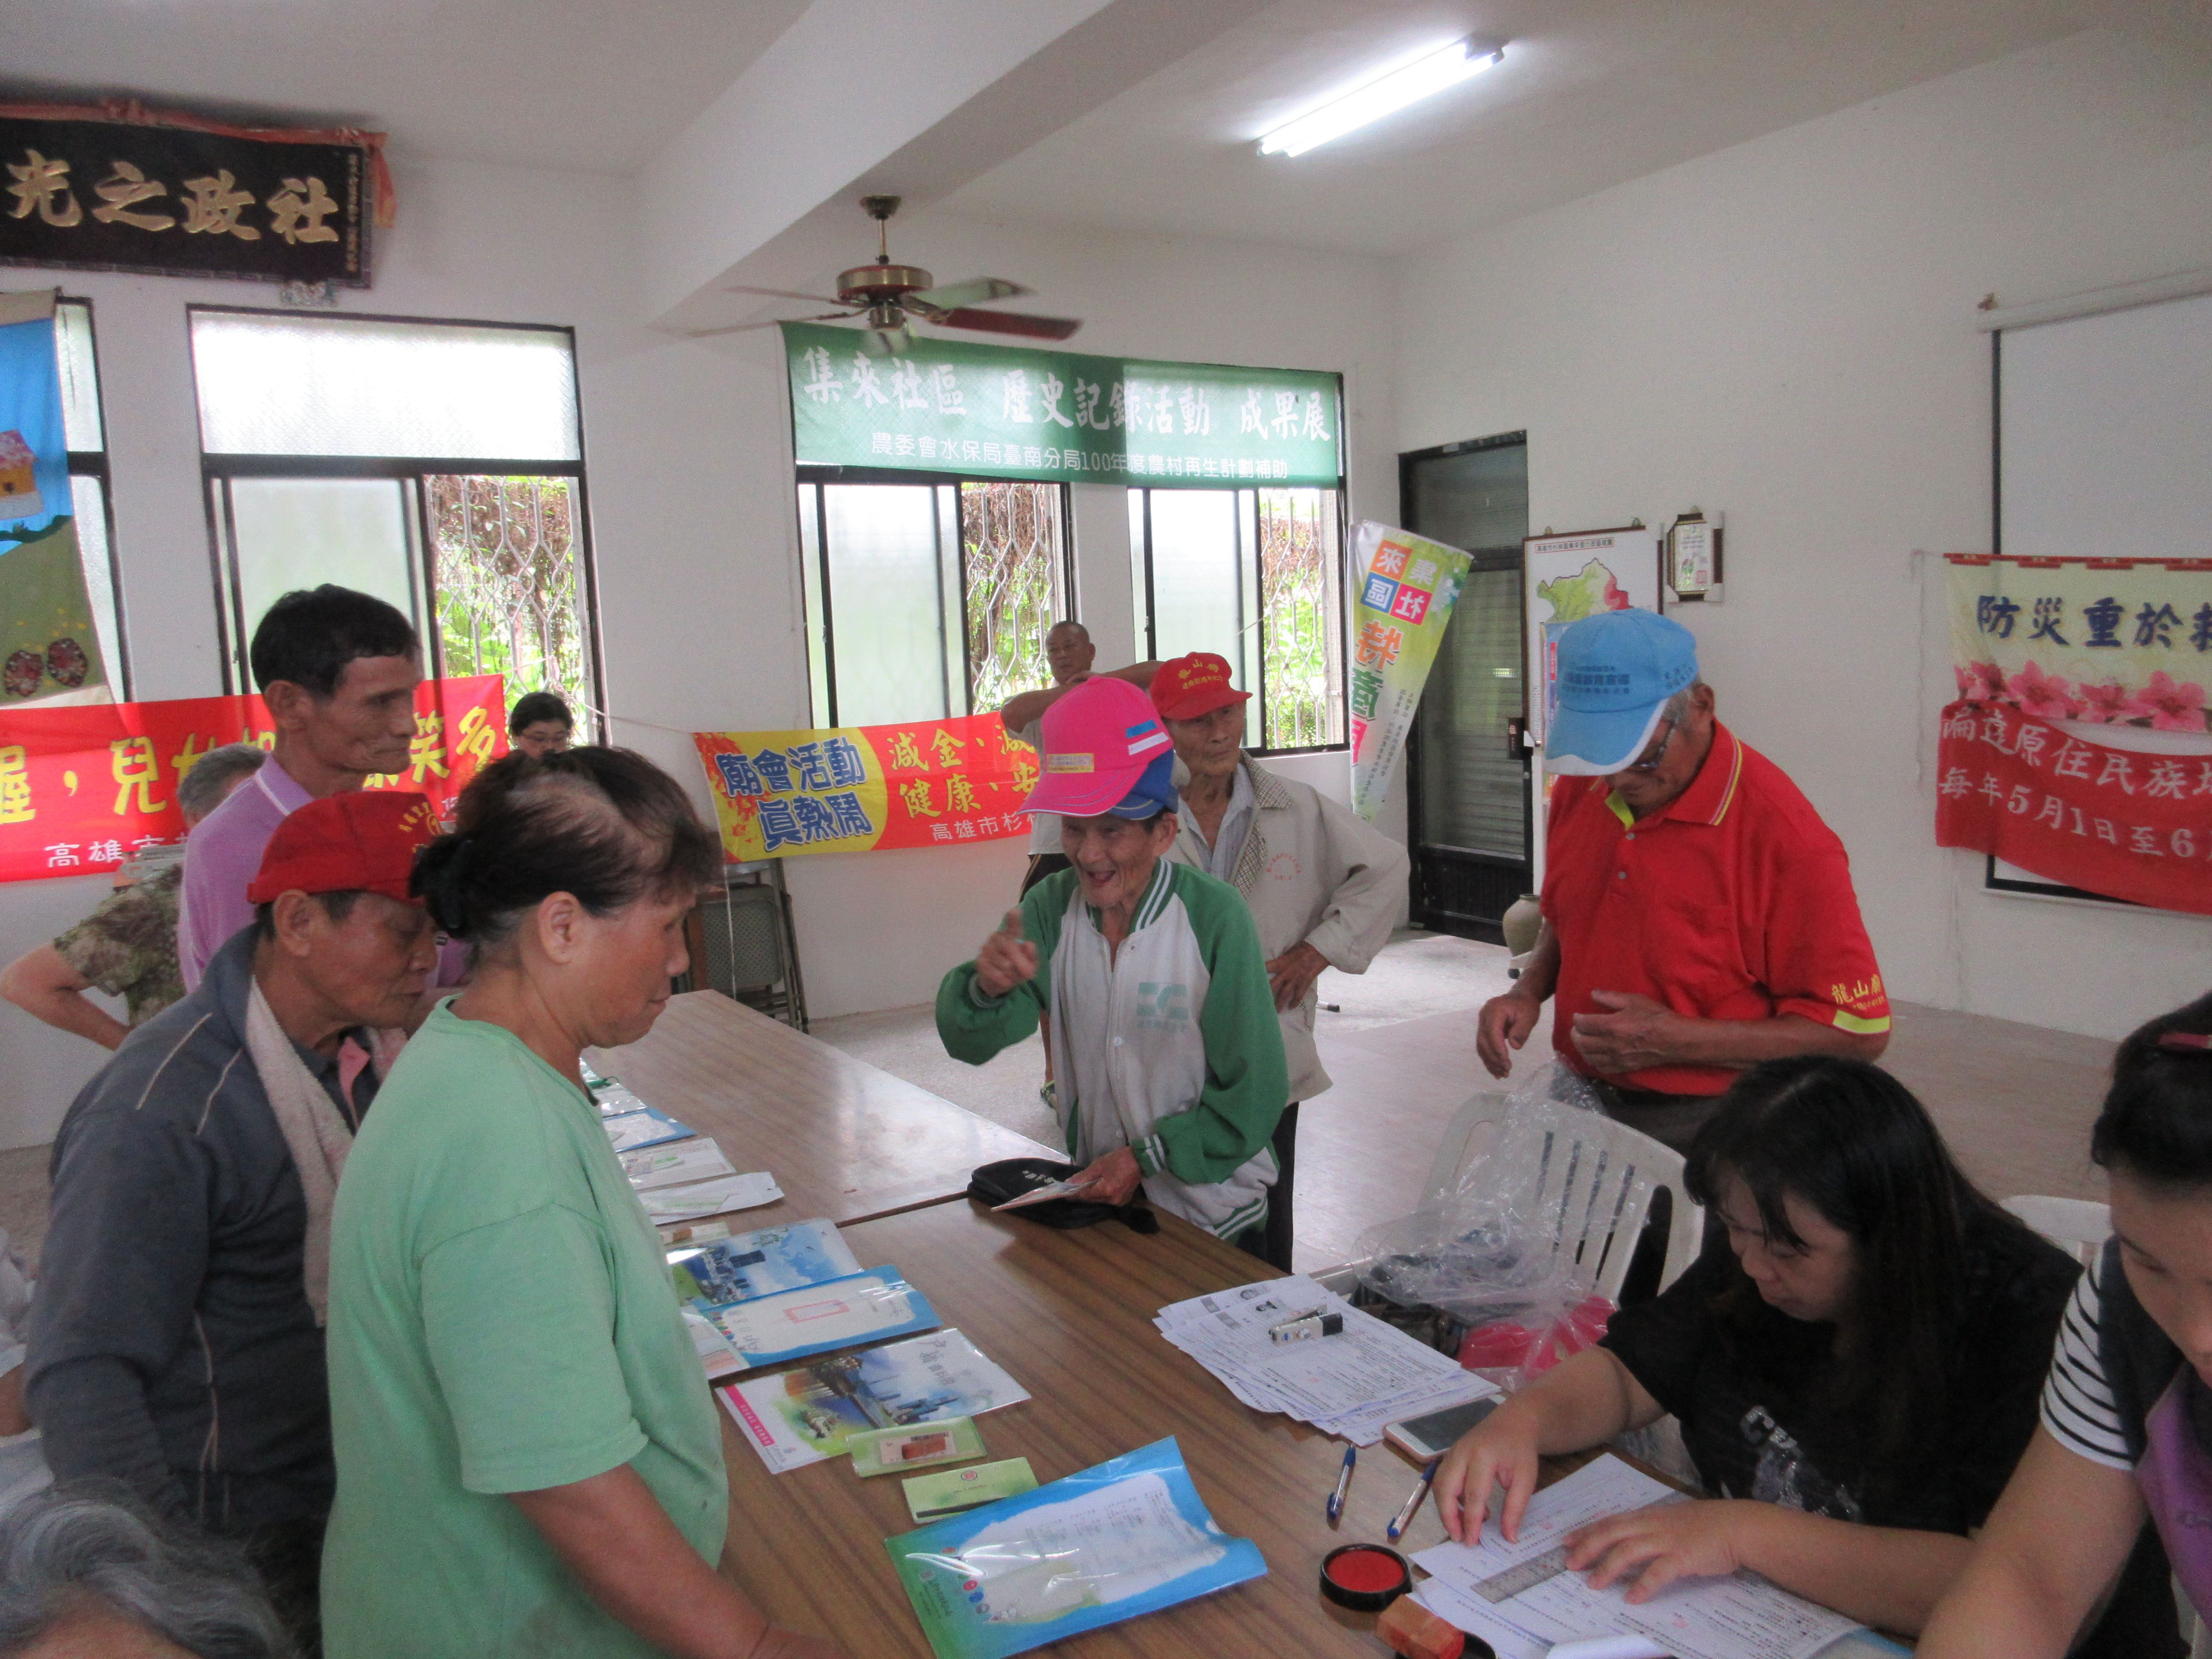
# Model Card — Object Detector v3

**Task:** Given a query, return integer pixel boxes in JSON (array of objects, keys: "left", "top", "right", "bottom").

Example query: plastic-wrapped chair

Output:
[{"left": 1423, "top": 1091, "right": 1706, "bottom": 1303}]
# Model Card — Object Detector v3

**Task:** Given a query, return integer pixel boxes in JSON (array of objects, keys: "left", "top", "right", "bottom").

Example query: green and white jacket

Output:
[{"left": 936, "top": 860, "right": 1289, "bottom": 1239}]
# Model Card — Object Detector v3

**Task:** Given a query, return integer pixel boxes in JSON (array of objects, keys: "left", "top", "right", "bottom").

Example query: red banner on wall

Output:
[
  {"left": 0, "top": 675, "right": 505, "bottom": 884},
  {"left": 693, "top": 712, "right": 1036, "bottom": 861},
  {"left": 1935, "top": 698, "right": 2212, "bottom": 913}
]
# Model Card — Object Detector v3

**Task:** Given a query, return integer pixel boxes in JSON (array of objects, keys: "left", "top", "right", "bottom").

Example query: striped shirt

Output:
[{"left": 2040, "top": 1261, "right": 2136, "bottom": 1470}]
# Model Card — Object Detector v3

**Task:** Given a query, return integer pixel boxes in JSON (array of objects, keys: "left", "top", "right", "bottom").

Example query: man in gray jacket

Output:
[
  {"left": 27, "top": 790, "right": 440, "bottom": 1649},
  {"left": 1154, "top": 652, "right": 1409, "bottom": 1269}
]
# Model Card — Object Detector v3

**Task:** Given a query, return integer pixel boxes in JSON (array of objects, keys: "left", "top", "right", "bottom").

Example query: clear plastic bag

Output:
[{"left": 1353, "top": 1064, "right": 1619, "bottom": 1388}]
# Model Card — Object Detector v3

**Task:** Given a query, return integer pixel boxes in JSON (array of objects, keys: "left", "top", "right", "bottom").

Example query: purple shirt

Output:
[{"left": 178, "top": 753, "right": 311, "bottom": 992}]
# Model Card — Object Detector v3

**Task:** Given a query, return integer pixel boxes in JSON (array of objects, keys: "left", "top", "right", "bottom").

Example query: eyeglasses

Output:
[{"left": 1621, "top": 713, "right": 1680, "bottom": 774}]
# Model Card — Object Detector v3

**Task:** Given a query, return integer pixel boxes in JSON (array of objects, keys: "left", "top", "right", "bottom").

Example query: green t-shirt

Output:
[{"left": 321, "top": 1002, "right": 728, "bottom": 1659}]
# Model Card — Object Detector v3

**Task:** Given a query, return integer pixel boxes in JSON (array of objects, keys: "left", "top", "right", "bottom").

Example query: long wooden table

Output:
[
  {"left": 714, "top": 1198, "right": 1452, "bottom": 1656},
  {"left": 589, "top": 992, "right": 1059, "bottom": 1227}
]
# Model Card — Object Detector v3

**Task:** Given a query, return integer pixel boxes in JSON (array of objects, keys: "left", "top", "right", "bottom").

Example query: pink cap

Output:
[{"left": 1024, "top": 677, "right": 1174, "bottom": 817}]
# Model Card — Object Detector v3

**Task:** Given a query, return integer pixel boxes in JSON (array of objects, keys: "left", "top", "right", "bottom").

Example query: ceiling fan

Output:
[{"left": 690, "top": 195, "right": 1083, "bottom": 356}]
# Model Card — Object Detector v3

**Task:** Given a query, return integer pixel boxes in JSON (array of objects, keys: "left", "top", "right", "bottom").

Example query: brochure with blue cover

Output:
[
  {"left": 603, "top": 1106, "right": 698, "bottom": 1153},
  {"left": 886, "top": 1437, "right": 1265, "bottom": 1659},
  {"left": 670, "top": 1217, "right": 859, "bottom": 1306},
  {"left": 698, "top": 1266, "right": 940, "bottom": 1370}
]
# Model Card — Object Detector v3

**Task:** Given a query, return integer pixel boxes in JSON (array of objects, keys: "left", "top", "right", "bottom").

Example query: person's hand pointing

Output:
[{"left": 975, "top": 909, "right": 1039, "bottom": 998}]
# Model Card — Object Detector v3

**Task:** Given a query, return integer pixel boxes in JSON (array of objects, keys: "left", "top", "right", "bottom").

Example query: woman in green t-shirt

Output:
[{"left": 322, "top": 748, "right": 844, "bottom": 1659}]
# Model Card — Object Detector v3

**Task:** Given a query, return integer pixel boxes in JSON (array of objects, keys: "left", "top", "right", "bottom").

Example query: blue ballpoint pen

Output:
[
  {"left": 1326, "top": 1446, "right": 1355, "bottom": 1525},
  {"left": 1386, "top": 1458, "right": 1440, "bottom": 1542}
]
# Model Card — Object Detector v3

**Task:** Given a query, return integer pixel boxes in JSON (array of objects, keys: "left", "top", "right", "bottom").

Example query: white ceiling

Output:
[
  {"left": 0, "top": 0, "right": 811, "bottom": 174},
  {"left": 937, "top": 0, "right": 2206, "bottom": 255}
]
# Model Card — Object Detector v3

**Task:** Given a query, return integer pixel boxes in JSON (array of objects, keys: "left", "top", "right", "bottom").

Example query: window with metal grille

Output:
[
  {"left": 188, "top": 306, "right": 601, "bottom": 728},
  {"left": 795, "top": 473, "right": 1071, "bottom": 727},
  {"left": 1128, "top": 485, "right": 1346, "bottom": 753}
]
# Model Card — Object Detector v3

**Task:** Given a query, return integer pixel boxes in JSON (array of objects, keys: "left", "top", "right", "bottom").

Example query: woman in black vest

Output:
[
  {"left": 1922, "top": 992, "right": 2212, "bottom": 1656},
  {"left": 1434, "top": 1054, "right": 2176, "bottom": 1650}
]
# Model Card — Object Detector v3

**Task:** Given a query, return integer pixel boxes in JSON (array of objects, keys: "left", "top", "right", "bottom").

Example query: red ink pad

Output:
[{"left": 1319, "top": 1543, "right": 1411, "bottom": 1611}]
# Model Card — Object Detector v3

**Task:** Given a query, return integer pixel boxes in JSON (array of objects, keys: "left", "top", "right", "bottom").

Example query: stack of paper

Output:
[
  {"left": 1410, "top": 1455, "right": 1863, "bottom": 1659},
  {"left": 696, "top": 1266, "right": 940, "bottom": 1371},
  {"left": 1154, "top": 1275, "right": 1496, "bottom": 1445}
]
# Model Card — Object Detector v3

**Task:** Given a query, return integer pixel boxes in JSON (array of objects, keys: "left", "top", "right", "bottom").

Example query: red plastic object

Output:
[{"left": 1457, "top": 1294, "right": 1614, "bottom": 1375}]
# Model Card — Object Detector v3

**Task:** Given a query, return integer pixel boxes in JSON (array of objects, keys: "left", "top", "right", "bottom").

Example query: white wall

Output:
[
  {"left": 0, "top": 164, "right": 1396, "bottom": 1146},
  {"left": 1391, "top": 28, "right": 2212, "bottom": 1040}
]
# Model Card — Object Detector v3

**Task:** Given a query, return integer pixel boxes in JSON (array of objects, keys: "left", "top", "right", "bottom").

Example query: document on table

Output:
[
  {"left": 604, "top": 1106, "right": 699, "bottom": 1152},
  {"left": 638, "top": 1170, "right": 782, "bottom": 1223},
  {"left": 1409, "top": 1455, "right": 1862, "bottom": 1659},
  {"left": 1154, "top": 1275, "right": 1496, "bottom": 1444},
  {"left": 622, "top": 1137, "right": 737, "bottom": 1190},
  {"left": 702, "top": 1266, "right": 940, "bottom": 1369}
]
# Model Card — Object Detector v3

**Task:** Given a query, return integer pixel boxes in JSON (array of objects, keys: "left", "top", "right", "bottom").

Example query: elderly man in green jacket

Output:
[{"left": 937, "top": 676, "right": 1289, "bottom": 1251}]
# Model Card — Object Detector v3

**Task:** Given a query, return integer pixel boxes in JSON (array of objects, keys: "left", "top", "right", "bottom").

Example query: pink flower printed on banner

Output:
[
  {"left": 1955, "top": 661, "right": 2005, "bottom": 701},
  {"left": 2074, "top": 679, "right": 2154, "bottom": 725},
  {"left": 2004, "top": 661, "right": 2079, "bottom": 723},
  {"left": 2138, "top": 670, "right": 2209, "bottom": 733}
]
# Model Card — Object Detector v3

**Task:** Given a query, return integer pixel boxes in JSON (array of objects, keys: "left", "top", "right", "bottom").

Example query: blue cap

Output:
[
  {"left": 1545, "top": 609, "right": 1699, "bottom": 776},
  {"left": 1105, "top": 752, "right": 1179, "bottom": 819}
]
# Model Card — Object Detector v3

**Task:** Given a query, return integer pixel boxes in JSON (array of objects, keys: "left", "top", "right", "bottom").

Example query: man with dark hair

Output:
[
  {"left": 28, "top": 791, "right": 441, "bottom": 1653},
  {"left": 179, "top": 585, "right": 421, "bottom": 991},
  {"left": 3, "top": 743, "right": 264, "bottom": 1046}
]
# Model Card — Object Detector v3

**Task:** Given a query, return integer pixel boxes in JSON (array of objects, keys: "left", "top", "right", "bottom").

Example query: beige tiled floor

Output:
[{"left": 0, "top": 934, "right": 2122, "bottom": 1281}]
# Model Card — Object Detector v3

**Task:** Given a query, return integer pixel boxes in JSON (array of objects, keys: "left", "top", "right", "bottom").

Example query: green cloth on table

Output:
[{"left": 321, "top": 1001, "right": 727, "bottom": 1659}]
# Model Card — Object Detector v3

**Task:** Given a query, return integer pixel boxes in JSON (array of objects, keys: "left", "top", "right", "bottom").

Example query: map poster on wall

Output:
[
  {"left": 1347, "top": 521, "right": 1471, "bottom": 822},
  {"left": 1522, "top": 526, "right": 1663, "bottom": 746},
  {"left": 782, "top": 322, "right": 1342, "bottom": 488},
  {"left": 1938, "top": 552, "right": 2212, "bottom": 913},
  {"left": 693, "top": 711, "right": 1035, "bottom": 861}
]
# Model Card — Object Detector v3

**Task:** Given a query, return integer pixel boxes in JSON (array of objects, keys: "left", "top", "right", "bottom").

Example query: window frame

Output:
[
  {"left": 186, "top": 304, "right": 605, "bottom": 719},
  {"left": 1129, "top": 481, "right": 1350, "bottom": 757},
  {"left": 794, "top": 465, "right": 1076, "bottom": 729},
  {"left": 54, "top": 296, "right": 131, "bottom": 697}
]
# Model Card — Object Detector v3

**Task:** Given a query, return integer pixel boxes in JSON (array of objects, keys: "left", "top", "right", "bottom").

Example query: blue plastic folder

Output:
[
  {"left": 602, "top": 1106, "right": 698, "bottom": 1153},
  {"left": 886, "top": 1437, "right": 1266, "bottom": 1659}
]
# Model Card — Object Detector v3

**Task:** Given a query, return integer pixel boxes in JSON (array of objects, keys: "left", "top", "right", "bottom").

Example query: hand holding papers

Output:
[
  {"left": 1409, "top": 1456, "right": 1861, "bottom": 1659},
  {"left": 1155, "top": 1275, "right": 1496, "bottom": 1444}
]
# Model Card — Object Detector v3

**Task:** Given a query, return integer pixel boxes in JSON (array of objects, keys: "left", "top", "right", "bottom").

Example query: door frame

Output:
[{"left": 1399, "top": 431, "right": 1531, "bottom": 943}]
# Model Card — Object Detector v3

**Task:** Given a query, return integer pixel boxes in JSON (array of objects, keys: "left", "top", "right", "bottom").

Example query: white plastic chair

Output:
[
  {"left": 1423, "top": 1093, "right": 1706, "bottom": 1303},
  {"left": 2001, "top": 1193, "right": 2111, "bottom": 1267}
]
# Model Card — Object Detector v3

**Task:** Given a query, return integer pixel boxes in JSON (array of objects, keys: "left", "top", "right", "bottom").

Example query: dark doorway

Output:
[{"left": 1402, "top": 433, "right": 1530, "bottom": 943}]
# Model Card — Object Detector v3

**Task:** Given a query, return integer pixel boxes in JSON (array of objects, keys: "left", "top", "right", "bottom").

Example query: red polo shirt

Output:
[{"left": 1541, "top": 722, "right": 1889, "bottom": 1096}]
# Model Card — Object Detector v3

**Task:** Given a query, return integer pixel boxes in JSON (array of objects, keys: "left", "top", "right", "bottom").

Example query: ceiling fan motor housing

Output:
[{"left": 837, "top": 263, "right": 934, "bottom": 306}]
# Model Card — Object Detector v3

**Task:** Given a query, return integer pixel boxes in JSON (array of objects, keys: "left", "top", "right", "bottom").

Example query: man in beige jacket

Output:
[{"left": 1154, "top": 652, "right": 1409, "bottom": 1269}]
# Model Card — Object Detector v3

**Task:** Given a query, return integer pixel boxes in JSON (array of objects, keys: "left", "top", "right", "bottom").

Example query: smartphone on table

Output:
[{"left": 1384, "top": 1396, "right": 1501, "bottom": 1462}]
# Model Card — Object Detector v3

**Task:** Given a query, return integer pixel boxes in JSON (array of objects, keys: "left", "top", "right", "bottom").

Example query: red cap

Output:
[
  {"left": 246, "top": 792, "right": 440, "bottom": 906},
  {"left": 1151, "top": 652, "right": 1252, "bottom": 722}
]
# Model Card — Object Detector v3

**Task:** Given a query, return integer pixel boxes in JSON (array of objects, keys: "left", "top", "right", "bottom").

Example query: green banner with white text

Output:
[{"left": 783, "top": 322, "right": 1342, "bottom": 486}]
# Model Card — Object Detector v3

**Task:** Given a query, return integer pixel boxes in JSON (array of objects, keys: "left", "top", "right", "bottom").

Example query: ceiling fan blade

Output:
[
  {"left": 724, "top": 283, "right": 847, "bottom": 306},
  {"left": 933, "top": 307, "right": 1082, "bottom": 341},
  {"left": 684, "top": 311, "right": 859, "bottom": 338},
  {"left": 860, "top": 322, "right": 913, "bottom": 357},
  {"left": 905, "top": 276, "right": 1028, "bottom": 311}
]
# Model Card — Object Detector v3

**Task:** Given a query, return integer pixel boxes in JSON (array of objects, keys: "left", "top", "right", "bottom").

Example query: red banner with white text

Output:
[
  {"left": 0, "top": 675, "right": 505, "bottom": 884},
  {"left": 1935, "top": 699, "right": 2212, "bottom": 913}
]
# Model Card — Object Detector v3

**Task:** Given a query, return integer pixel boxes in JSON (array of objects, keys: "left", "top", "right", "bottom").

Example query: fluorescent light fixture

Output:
[{"left": 1259, "top": 36, "right": 1504, "bottom": 158}]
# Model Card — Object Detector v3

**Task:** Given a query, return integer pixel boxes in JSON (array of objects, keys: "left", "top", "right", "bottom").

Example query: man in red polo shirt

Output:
[{"left": 1478, "top": 609, "right": 1889, "bottom": 1152}]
